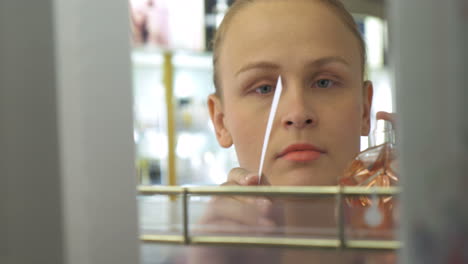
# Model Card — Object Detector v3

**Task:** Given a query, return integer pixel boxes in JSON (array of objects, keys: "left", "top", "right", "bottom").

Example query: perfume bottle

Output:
[{"left": 339, "top": 119, "right": 399, "bottom": 231}]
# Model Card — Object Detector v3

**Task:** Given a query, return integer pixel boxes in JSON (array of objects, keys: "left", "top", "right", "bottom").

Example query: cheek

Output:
[
  {"left": 324, "top": 97, "right": 363, "bottom": 154},
  {"left": 224, "top": 106, "right": 266, "bottom": 169}
]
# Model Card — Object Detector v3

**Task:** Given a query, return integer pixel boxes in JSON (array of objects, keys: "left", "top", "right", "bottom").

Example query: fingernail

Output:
[
  {"left": 241, "top": 174, "right": 255, "bottom": 185},
  {"left": 240, "top": 175, "right": 249, "bottom": 185}
]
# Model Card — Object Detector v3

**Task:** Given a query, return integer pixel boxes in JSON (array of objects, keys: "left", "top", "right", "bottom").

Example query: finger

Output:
[
  {"left": 227, "top": 167, "right": 258, "bottom": 186},
  {"left": 227, "top": 169, "right": 276, "bottom": 215},
  {"left": 193, "top": 219, "right": 249, "bottom": 235},
  {"left": 259, "top": 173, "right": 272, "bottom": 186},
  {"left": 376, "top": 111, "right": 397, "bottom": 127},
  {"left": 221, "top": 175, "right": 273, "bottom": 207},
  {"left": 267, "top": 199, "right": 286, "bottom": 226},
  {"left": 197, "top": 218, "right": 280, "bottom": 236},
  {"left": 224, "top": 174, "right": 259, "bottom": 186},
  {"left": 201, "top": 196, "right": 276, "bottom": 227}
]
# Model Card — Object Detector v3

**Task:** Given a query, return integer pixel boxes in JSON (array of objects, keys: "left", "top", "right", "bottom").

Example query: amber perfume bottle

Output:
[{"left": 339, "top": 120, "right": 399, "bottom": 233}]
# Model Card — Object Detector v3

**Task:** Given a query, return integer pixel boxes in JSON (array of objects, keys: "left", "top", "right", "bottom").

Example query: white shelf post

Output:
[
  {"left": 0, "top": 0, "right": 140, "bottom": 263},
  {"left": 390, "top": 0, "right": 468, "bottom": 263}
]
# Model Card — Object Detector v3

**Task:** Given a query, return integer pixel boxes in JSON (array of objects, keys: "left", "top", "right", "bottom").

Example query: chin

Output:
[{"left": 270, "top": 169, "right": 338, "bottom": 186}]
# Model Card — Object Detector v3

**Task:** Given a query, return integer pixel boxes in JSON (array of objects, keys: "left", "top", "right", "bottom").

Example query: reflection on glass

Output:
[{"left": 139, "top": 193, "right": 398, "bottom": 264}]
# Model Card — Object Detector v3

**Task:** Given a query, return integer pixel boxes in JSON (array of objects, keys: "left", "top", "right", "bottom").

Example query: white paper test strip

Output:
[{"left": 258, "top": 76, "right": 283, "bottom": 184}]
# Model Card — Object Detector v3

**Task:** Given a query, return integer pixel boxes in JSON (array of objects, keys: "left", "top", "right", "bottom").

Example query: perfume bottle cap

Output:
[{"left": 369, "top": 120, "right": 395, "bottom": 146}]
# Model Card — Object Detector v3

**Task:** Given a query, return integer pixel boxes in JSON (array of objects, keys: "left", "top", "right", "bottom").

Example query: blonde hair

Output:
[{"left": 212, "top": 0, "right": 367, "bottom": 96}]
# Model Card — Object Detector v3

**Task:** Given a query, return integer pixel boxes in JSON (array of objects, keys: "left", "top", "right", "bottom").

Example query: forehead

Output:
[{"left": 219, "top": 0, "right": 361, "bottom": 78}]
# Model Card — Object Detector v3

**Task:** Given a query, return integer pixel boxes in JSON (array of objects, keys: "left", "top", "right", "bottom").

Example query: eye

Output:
[
  {"left": 254, "top": 84, "right": 274, "bottom": 94},
  {"left": 315, "top": 79, "right": 334, "bottom": 88}
]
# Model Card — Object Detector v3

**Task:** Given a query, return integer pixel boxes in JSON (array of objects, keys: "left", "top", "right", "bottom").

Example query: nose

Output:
[{"left": 280, "top": 91, "right": 316, "bottom": 129}]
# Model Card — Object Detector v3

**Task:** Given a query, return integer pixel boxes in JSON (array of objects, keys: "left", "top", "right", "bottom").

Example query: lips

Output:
[{"left": 276, "top": 143, "right": 325, "bottom": 162}]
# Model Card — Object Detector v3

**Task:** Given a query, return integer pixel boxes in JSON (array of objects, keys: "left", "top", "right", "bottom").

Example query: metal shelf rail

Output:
[{"left": 138, "top": 185, "right": 401, "bottom": 251}]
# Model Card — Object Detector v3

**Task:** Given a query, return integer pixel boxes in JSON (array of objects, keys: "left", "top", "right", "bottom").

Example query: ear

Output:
[
  {"left": 361, "top": 81, "right": 374, "bottom": 136},
  {"left": 208, "top": 94, "right": 233, "bottom": 148}
]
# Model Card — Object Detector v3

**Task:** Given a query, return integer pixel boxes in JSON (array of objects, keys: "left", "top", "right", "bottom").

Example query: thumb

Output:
[
  {"left": 227, "top": 167, "right": 258, "bottom": 186},
  {"left": 258, "top": 173, "right": 272, "bottom": 186}
]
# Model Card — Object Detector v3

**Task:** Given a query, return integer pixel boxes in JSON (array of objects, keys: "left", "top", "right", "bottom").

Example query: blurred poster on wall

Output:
[
  {"left": 130, "top": 0, "right": 169, "bottom": 47},
  {"left": 130, "top": 0, "right": 205, "bottom": 51}
]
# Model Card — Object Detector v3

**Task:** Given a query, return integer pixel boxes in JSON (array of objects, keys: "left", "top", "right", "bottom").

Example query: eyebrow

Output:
[{"left": 235, "top": 56, "right": 351, "bottom": 77}]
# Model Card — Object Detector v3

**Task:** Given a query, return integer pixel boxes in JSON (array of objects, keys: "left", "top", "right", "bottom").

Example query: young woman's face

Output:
[{"left": 210, "top": 0, "right": 373, "bottom": 186}]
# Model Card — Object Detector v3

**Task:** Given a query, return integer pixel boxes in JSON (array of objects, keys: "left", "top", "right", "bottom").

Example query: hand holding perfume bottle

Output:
[{"left": 339, "top": 117, "right": 399, "bottom": 233}]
